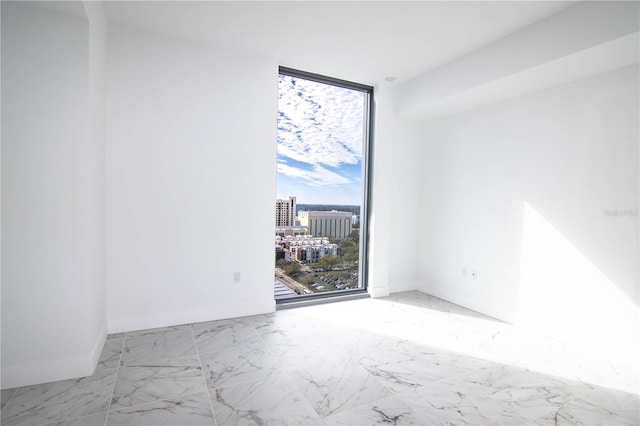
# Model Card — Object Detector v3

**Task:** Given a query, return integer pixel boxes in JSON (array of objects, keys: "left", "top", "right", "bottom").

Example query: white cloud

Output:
[
  {"left": 277, "top": 162, "right": 351, "bottom": 186},
  {"left": 278, "top": 75, "right": 365, "bottom": 168}
]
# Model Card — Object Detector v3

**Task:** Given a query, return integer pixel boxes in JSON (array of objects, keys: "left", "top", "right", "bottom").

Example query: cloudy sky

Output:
[{"left": 277, "top": 74, "right": 366, "bottom": 205}]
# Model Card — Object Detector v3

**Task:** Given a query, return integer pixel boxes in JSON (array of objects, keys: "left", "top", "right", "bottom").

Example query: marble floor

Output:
[{"left": 1, "top": 291, "right": 638, "bottom": 425}]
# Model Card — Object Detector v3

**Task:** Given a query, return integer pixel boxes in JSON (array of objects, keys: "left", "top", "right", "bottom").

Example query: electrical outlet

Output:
[
  {"left": 471, "top": 270, "right": 478, "bottom": 279},
  {"left": 233, "top": 272, "right": 241, "bottom": 283}
]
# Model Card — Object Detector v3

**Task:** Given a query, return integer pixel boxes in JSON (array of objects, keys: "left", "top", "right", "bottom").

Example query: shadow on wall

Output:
[{"left": 517, "top": 202, "right": 638, "bottom": 364}]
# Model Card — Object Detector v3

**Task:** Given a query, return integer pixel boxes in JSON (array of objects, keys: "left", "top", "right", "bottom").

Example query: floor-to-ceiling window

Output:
[{"left": 274, "top": 67, "right": 373, "bottom": 301}]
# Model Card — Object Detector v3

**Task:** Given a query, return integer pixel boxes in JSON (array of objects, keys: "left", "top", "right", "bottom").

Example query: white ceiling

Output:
[{"left": 103, "top": 1, "right": 575, "bottom": 87}]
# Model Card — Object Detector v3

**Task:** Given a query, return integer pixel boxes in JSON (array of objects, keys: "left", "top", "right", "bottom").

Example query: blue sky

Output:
[{"left": 277, "top": 74, "right": 365, "bottom": 205}]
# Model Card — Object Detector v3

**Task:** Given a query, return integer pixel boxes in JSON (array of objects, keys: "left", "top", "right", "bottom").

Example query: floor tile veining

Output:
[{"left": 2, "top": 291, "right": 638, "bottom": 425}]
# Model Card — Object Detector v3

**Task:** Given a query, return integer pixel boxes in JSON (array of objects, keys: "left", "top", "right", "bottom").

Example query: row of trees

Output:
[{"left": 277, "top": 259, "right": 301, "bottom": 276}]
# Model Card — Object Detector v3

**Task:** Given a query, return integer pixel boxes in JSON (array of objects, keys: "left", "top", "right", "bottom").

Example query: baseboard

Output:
[
  {"left": 2, "top": 353, "right": 94, "bottom": 390},
  {"left": 107, "top": 300, "right": 277, "bottom": 334},
  {"left": 417, "top": 282, "right": 517, "bottom": 324},
  {"left": 1, "top": 322, "right": 108, "bottom": 389},
  {"left": 89, "top": 322, "right": 108, "bottom": 372},
  {"left": 388, "top": 280, "right": 420, "bottom": 294},
  {"left": 368, "top": 285, "right": 390, "bottom": 298}
]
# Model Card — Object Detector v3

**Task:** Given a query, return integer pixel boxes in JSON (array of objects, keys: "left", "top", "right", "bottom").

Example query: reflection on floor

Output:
[{"left": 1, "top": 291, "right": 638, "bottom": 425}]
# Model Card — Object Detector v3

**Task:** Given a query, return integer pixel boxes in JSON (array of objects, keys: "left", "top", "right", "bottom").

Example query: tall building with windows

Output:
[
  {"left": 298, "top": 210, "right": 353, "bottom": 240},
  {"left": 275, "top": 196, "right": 296, "bottom": 226}
]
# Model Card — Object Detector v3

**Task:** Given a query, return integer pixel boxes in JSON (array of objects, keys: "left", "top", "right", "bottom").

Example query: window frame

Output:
[{"left": 276, "top": 66, "right": 374, "bottom": 305}]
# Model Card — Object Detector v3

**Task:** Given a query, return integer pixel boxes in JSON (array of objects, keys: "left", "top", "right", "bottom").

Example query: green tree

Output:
[
  {"left": 282, "top": 261, "right": 301, "bottom": 276},
  {"left": 339, "top": 237, "right": 359, "bottom": 263},
  {"left": 300, "top": 275, "right": 315, "bottom": 286},
  {"left": 317, "top": 255, "right": 339, "bottom": 271}
]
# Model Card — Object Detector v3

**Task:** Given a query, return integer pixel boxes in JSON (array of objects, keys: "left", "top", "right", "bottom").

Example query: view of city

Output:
[
  {"left": 275, "top": 197, "right": 361, "bottom": 297},
  {"left": 275, "top": 71, "right": 368, "bottom": 298}
]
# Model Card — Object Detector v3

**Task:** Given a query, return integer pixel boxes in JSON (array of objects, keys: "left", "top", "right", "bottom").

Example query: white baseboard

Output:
[
  {"left": 388, "top": 280, "right": 420, "bottom": 294},
  {"left": 417, "top": 282, "right": 517, "bottom": 324},
  {"left": 368, "top": 285, "right": 390, "bottom": 298},
  {"left": 1, "top": 324, "right": 108, "bottom": 390},
  {"left": 2, "top": 357, "right": 96, "bottom": 390},
  {"left": 107, "top": 300, "right": 277, "bottom": 334},
  {"left": 2, "top": 322, "right": 108, "bottom": 389},
  {"left": 89, "top": 322, "right": 108, "bottom": 373}
]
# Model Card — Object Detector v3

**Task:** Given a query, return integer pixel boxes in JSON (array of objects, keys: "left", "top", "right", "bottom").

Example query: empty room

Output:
[{"left": 1, "top": 1, "right": 638, "bottom": 425}]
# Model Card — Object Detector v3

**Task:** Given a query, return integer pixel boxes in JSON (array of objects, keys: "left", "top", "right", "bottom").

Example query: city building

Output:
[
  {"left": 274, "top": 244, "right": 290, "bottom": 262},
  {"left": 275, "top": 226, "right": 307, "bottom": 237},
  {"left": 291, "top": 244, "right": 338, "bottom": 263},
  {"left": 275, "top": 196, "right": 296, "bottom": 227},
  {"left": 298, "top": 210, "right": 353, "bottom": 240},
  {"left": 276, "top": 235, "right": 338, "bottom": 264}
]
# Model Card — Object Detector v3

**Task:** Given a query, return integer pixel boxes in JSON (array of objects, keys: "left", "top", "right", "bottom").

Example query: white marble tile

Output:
[
  {"left": 529, "top": 345, "right": 640, "bottom": 397},
  {"left": 377, "top": 292, "right": 638, "bottom": 397},
  {"left": 459, "top": 363, "right": 561, "bottom": 395},
  {"left": 111, "top": 366, "right": 206, "bottom": 408},
  {"left": 1, "top": 388, "right": 17, "bottom": 410},
  {"left": 541, "top": 387, "right": 640, "bottom": 426},
  {"left": 0, "top": 368, "right": 117, "bottom": 426},
  {"left": 210, "top": 374, "right": 322, "bottom": 425},
  {"left": 399, "top": 382, "right": 529, "bottom": 426},
  {"left": 97, "top": 333, "right": 125, "bottom": 370},
  {"left": 291, "top": 358, "right": 393, "bottom": 417},
  {"left": 456, "top": 364, "right": 594, "bottom": 421},
  {"left": 245, "top": 312, "right": 272, "bottom": 325},
  {"left": 247, "top": 311, "right": 327, "bottom": 345},
  {"left": 355, "top": 339, "right": 492, "bottom": 392},
  {"left": 121, "top": 325, "right": 199, "bottom": 367},
  {"left": 192, "top": 318, "right": 264, "bottom": 354},
  {"left": 380, "top": 291, "right": 491, "bottom": 320},
  {"left": 5, "top": 291, "right": 638, "bottom": 426},
  {"left": 107, "top": 392, "right": 215, "bottom": 425},
  {"left": 266, "top": 335, "right": 352, "bottom": 373},
  {"left": 43, "top": 413, "right": 107, "bottom": 426},
  {"left": 395, "top": 293, "right": 498, "bottom": 328},
  {"left": 465, "top": 324, "right": 636, "bottom": 397},
  {"left": 336, "top": 331, "right": 402, "bottom": 358},
  {"left": 200, "top": 344, "right": 279, "bottom": 389},
  {"left": 398, "top": 375, "right": 490, "bottom": 408},
  {"left": 302, "top": 299, "right": 406, "bottom": 336},
  {"left": 491, "top": 380, "right": 593, "bottom": 421},
  {"left": 246, "top": 313, "right": 282, "bottom": 335},
  {"left": 322, "top": 394, "right": 429, "bottom": 425}
]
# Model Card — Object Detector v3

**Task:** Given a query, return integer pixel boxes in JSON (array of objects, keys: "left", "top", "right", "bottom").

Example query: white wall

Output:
[
  {"left": 1, "top": 0, "right": 3, "bottom": 384},
  {"left": 387, "top": 0, "right": 640, "bottom": 368},
  {"left": 387, "top": 116, "right": 421, "bottom": 293},
  {"left": 1, "top": 2, "right": 107, "bottom": 388},
  {"left": 397, "top": 1, "right": 639, "bottom": 121},
  {"left": 83, "top": 0, "right": 108, "bottom": 364},
  {"left": 106, "top": 25, "right": 278, "bottom": 333},
  {"left": 418, "top": 64, "right": 638, "bottom": 360},
  {"left": 366, "top": 86, "right": 394, "bottom": 298}
]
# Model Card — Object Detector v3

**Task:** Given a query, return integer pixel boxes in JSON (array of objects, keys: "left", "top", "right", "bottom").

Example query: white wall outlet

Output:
[
  {"left": 471, "top": 270, "right": 478, "bottom": 279},
  {"left": 233, "top": 272, "right": 241, "bottom": 283}
]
